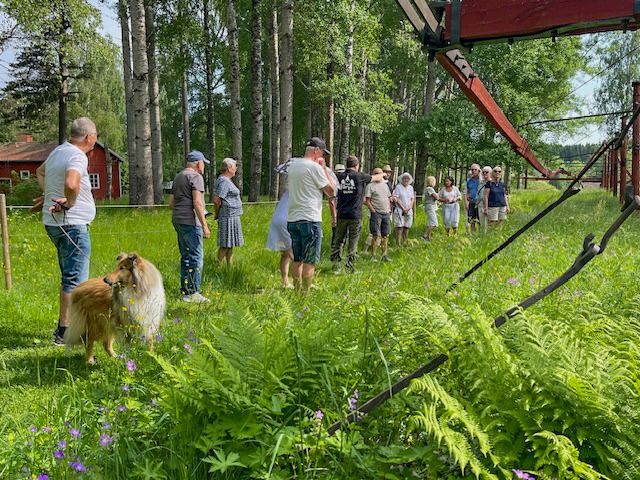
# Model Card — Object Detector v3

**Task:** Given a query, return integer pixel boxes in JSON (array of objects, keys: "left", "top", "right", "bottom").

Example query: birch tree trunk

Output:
[
  {"left": 58, "top": 53, "right": 68, "bottom": 145},
  {"left": 227, "top": 0, "right": 243, "bottom": 192},
  {"left": 268, "top": 7, "right": 280, "bottom": 199},
  {"left": 279, "top": 0, "right": 294, "bottom": 173},
  {"left": 249, "top": 0, "right": 263, "bottom": 202},
  {"left": 415, "top": 59, "right": 437, "bottom": 193},
  {"left": 338, "top": 0, "right": 355, "bottom": 162},
  {"left": 118, "top": 0, "right": 137, "bottom": 201},
  {"left": 129, "top": 0, "right": 153, "bottom": 205},
  {"left": 181, "top": 70, "right": 191, "bottom": 158},
  {"left": 203, "top": 0, "right": 217, "bottom": 201},
  {"left": 145, "top": 0, "right": 163, "bottom": 204}
]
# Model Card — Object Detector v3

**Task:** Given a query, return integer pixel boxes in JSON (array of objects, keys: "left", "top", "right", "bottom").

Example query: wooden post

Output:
[
  {"left": 0, "top": 194, "right": 11, "bottom": 291},
  {"left": 620, "top": 115, "right": 628, "bottom": 204}
]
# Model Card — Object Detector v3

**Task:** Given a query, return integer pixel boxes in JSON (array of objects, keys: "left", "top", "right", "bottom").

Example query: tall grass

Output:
[{"left": 1, "top": 188, "right": 639, "bottom": 479}]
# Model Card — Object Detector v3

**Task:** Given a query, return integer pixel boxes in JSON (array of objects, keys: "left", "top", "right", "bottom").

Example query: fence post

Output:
[{"left": 0, "top": 193, "right": 11, "bottom": 291}]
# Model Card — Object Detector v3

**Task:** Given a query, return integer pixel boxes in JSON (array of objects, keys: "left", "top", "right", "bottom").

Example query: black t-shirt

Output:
[{"left": 336, "top": 170, "right": 372, "bottom": 220}]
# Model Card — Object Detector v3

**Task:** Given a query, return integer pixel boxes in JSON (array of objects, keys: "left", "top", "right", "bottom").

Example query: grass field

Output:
[{"left": 1, "top": 187, "right": 639, "bottom": 479}]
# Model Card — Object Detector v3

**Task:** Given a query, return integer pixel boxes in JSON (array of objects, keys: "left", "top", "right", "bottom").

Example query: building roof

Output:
[{"left": 0, "top": 140, "right": 124, "bottom": 163}]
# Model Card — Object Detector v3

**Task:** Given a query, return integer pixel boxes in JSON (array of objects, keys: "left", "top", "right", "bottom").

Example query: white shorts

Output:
[
  {"left": 426, "top": 210, "right": 438, "bottom": 227},
  {"left": 488, "top": 206, "right": 507, "bottom": 222},
  {"left": 394, "top": 209, "right": 413, "bottom": 228}
]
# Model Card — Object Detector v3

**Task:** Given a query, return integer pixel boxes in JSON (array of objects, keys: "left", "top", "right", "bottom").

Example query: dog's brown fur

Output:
[{"left": 65, "top": 253, "right": 165, "bottom": 364}]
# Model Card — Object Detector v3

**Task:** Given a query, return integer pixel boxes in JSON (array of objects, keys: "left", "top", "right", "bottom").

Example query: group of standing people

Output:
[{"left": 421, "top": 164, "right": 509, "bottom": 240}]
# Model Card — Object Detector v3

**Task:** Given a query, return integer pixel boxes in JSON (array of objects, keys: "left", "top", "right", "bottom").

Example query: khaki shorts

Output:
[{"left": 488, "top": 206, "right": 507, "bottom": 222}]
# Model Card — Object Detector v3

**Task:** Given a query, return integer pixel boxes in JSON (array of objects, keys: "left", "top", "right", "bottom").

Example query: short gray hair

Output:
[
  {"left": 70, "top": 117, "right": 96, "bottom": 139},
  {"left": 220, "top": 157, "right": 236, "bottom": 172}
]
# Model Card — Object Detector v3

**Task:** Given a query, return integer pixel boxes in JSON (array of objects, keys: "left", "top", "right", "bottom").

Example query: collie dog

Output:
[{"left": 65, "top": 252, "right": 166, "bottom": 364}]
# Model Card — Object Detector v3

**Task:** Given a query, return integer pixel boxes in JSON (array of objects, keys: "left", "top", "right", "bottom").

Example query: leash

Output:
[{"left": 51, "top": 206, "right": 92, "bottom": 263}]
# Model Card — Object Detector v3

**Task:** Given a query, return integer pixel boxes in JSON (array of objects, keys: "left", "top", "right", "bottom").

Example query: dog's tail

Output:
[{"left": 64, "top": 301, "right": 88, "bottom": 348}]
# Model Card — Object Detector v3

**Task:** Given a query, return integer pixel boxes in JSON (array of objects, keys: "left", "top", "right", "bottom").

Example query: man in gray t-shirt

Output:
[
  {"left": 169, "top": 150, "right": 211, "bottom": 303},
  {"left": 364, "top": 167, "right": 392, "bottom": 262}
]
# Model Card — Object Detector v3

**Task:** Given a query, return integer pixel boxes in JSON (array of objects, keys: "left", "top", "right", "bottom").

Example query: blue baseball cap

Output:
[{"left": 186, "top": 150, "right": 210, "bottom": 164}]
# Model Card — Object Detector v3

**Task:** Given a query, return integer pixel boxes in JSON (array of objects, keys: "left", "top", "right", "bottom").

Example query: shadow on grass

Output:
[{"left": 0, "top": 347, "right": 96, "bottom": 388}]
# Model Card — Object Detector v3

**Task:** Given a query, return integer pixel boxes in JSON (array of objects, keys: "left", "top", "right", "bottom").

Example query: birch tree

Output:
[{"left": 249, "top": 0, "right": 264, "bottom": 202}]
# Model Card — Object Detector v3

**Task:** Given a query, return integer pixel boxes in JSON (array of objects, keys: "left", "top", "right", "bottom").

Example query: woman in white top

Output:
[
  {"left": 421, "top": 176, "right": 439, "bottom": 241},
  {"left": 392, "top": 172, "right": 415, "bottom": 246},
  {"left": 438, "top": 175, "right": 461, "bottom": 236}
]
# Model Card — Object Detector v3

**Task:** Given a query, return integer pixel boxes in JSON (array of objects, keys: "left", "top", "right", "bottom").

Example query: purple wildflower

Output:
[
  {"left": 27, "top": 441, "right": 33, "bottom": 446},
  {"left": 102, "top": 422, "right": 111, "bottom": 430},
  {"left": 122, "top": 384, "right": 129, "bottom": 392},
  {"left": 315, "top": 410, "right": 324, "bottom": 420},
  {"left": 37, "top": 474, "right": 49, "bottom": 480},
  {"left": 54, "top": 450, "right": 65, "bottom": 459},
  {"left": 68, "top": 428, "right": 81, "bottom": 439},
  {"left": 507, "top": 277, "right": 520, "bottom": 286},
  {"left": 41, "top": 426, "right": 51, "bottom": 433},
  {"left": 184, "top": 343, "right": 193, "bottom": 354},
  {"left": 512, "top": 469, "right": 535, "bottom": 480},
  {"left": 117, "top": 405, "right": 126, "bottom": 412},
  {"left": 126, "top": 360, "right": 137, "bottom": 372},
  {"left": 149, "top": 399, "right": 158, "bottom": 407},
  {"left": 29, "top": 425, "right": 37, "bottom": 433},
  {"left": 98, "top": 407, "right": 109, "bottom": 413},
  {"left": 57, "top": 440, "right": 66, "bottom": 449},
  {"left": 99, "top": 434, "right": 113, "bottom": 447},
  {"left": 156, "top": 334, "right": 163, "bottom": 342},
  {"left": 119, "top": 354, "right": 125, "bottom": 359},
  {"left": 529, "top": 277, "right": 535, "bottom": 284},
  {"left": 69, "top": 461, "right": 86, "bottom": 472},
  {"left": 174, "top": 317, "right": 180, "bottom": 323}
]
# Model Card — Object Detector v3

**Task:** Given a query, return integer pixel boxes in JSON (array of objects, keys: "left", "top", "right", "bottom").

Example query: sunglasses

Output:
[
  {"left": 493, "top": 169, "right": 502, "bottom": 173},
  {"left": 471, "top": 168, "right": 479, "bottom": 171}
]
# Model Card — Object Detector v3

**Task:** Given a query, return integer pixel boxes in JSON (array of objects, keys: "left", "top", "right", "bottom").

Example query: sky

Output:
[{"left": 0, "top": 3, "right": 610, "bottom": 147}]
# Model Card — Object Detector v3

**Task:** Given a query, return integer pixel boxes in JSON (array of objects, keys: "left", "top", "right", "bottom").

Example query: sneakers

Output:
[
  {"left": 371, "top": 256, "right": 379, "bottom": 263},
  {"left": 182, "top": 292, "right": 211, "bottom": 303},
  {"left": 382, "top": 255, "right": 392, "bottom": 262},
  {"left": 53, "top": 326, "right": 66, "bottom": 346},
  {"left": 421, "top": 236, "right": 430, "bottom": 242}
]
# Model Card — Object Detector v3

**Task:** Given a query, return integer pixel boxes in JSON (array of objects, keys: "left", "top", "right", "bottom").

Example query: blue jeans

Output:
[
  {"left": 173, "top": 223, "right": 204, "bottom": 295},
  {"left": 45, "top": 224, "right": 91, "bottom": 293},
  {"left": 287, "top": 221, "right": 323, "bottom": 265}
]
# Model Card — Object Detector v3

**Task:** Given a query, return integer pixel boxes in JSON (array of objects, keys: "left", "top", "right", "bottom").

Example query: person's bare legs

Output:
[
  {"left": 301, "top": 264, "right": 315, "bottom": 293},
  {"left": 402, "top": 227, "right": 409, "bottom": 244},
  {"left": 395, "top": 227, "right": 402, "bottom": 246},
  {"left": 218, "top": 247, "right": 233, "bottom": 266},
  {"left": 280, "top": 248, "right": 294, "bottom": 287},
  {"left": 380, "top": 236, "right": 389, "bottom": 258},
  {"left": 371, "top": 236, "right": 380, "bottom": 257},
  {"left": 291, "top": 261, "right": 303, "bottom": 290}
]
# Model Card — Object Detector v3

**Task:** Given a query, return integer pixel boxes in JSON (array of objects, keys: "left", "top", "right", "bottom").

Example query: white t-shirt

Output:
[
  {"left": 287, "top": 157, "right": 330, "bottom": 223},
  {"left": 42, "top": 142, "right": 96, "bottom": 226}
]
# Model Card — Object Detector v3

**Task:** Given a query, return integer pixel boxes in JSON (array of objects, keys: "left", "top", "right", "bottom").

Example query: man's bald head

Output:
[{"left": 373, "top": 167, "right": 383, "bottom": 174}]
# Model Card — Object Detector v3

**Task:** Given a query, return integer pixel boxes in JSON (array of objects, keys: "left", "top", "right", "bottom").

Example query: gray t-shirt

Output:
[
  {"left": 365, "top": 181, "right": 391, "bottom": 214},
  {"left": 171, "top": 168, "right": 205, "bottom": 226},
  {"left": 215, "top": 175, "right": 243, "bottom": 217},
  {"left": 423, "top": 186, "right": 437, "bottom": 213}
]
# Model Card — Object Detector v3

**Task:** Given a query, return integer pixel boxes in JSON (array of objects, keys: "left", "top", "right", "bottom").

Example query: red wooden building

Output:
[{"left": 0, "top": 133, "right": 123, "bottom": 199}]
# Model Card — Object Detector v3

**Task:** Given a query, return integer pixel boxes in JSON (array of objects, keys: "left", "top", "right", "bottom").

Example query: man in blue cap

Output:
[{"left": 169, "top": 150, "right": 211, "bottom": 302}]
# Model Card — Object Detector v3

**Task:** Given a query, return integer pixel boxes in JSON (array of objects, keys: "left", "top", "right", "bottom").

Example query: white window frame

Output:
[
  {"left": 89, "top": 173, "right": 100, "bottom": 190},
  {"left": 20, "top": 170, "right": 30, "bottom": 180}
]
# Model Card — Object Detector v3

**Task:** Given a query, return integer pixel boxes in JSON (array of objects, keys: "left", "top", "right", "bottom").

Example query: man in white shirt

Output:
[
  {"left": 286, "top": 137, "right": 335, "bottom": 291},
  {"left": 35, "top": 117, "right": 98, "bottom": 345}
]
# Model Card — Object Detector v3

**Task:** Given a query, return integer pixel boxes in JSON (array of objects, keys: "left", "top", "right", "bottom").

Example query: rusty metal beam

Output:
[
  {"left": 620, "top": 115, "right": 628, "bottom": 203},
  {"left": 435, "top": 49, "right": 570, "bottom": 178}
]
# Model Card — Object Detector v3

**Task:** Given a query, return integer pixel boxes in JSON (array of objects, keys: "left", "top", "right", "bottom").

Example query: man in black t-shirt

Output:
[{"left": 331, "top": 156, "right": 384, "bottom": 273}]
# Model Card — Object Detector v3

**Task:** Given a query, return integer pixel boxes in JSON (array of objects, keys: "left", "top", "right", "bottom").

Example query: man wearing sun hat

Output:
[
  {"left": 169, "top": 150, "right": 211, "bottom": 303},
  {"left": 287, "top": 137, "right": 335, "bottom": 291},
  {"left": 476, "top": 165, "right": 492, "bottom": 233}
]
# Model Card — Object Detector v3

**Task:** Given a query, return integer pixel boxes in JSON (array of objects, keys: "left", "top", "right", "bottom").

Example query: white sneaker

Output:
[{"left": 182, "top": 292, "right": 211, "bottom": 303}]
